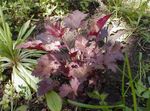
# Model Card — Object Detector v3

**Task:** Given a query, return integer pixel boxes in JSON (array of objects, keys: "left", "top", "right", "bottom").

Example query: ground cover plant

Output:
[{"left": 0, "top": 0, "right": 150, "bottom": 111}]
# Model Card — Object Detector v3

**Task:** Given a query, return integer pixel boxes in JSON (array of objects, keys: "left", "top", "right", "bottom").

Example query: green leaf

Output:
[
  {"left": 17, "top": 63, "right": 39, "bottom": 91},
  {"left": 12, "top": 66, "right": 32, "bottom": 100},
  {"left": 145, "top": 98, "right": 150, "bottom": 111},
  {"left": 88, "top": 91, "right": 108, "bottom": 103},
  {"left": 16, "top": 105, "right": 28, "bottom": 111},
  {"left": 148, "top": 76, "right": 150, "bottom": 85},
  {"left": 135, "top": 80, "right": 146, "bottom": 96},
  {"left": 0, "top": 7, "right": 13, "bottom": 50},
  {"left": 68, "top": 99, "right": 124, "bottom": 109},
  {"left": 21, "top": 25, "right": 35, "bottom": 41},
  {"left": 124, "top": 106, "right": 133, "bottom": 111},
  {"left": 17, "top": 20, "right": 31, "bottom": 40},
  {"left": 15, "top": 21, "right": 35, "bottom": 48},
  {"left": 137, "top": 107, "right": 145, "bottom": 111},
  {"left": 87, "top": 90, "right": 101, "bottom": 100},
  {"left": 45, "top": 91, "right": 62, "bottom": 111},
  {"left": 142, "top": 90, "right": 150, "bottom": 99}
]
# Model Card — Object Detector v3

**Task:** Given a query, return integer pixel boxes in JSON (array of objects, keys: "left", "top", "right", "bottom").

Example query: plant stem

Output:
[
  {"left": 68, "top": 99, "right": 124, "bottom": 109},
  {"left": 10, "top": 82, "right": 14, "bottom": 111},
  {"left": 125, "top": 53, "right": 137, "bottom": 111},
  {"left": 138, "top": 52, "right": 142, "bottom": 81},
  {"left": 122, "top": 62, "right": 126, "bottom": 109}
]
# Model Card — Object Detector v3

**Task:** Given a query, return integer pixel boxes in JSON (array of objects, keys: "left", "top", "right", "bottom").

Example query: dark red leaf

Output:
[
  {"left": 17, "top": 40, "right": 44, "bottom": 50},
  {"left": 88, "top": 14, "right": 111, "bottom": 37},
  {"left": 97, "top": 14, "right": 112, "bottom": 30},
  {"left": 18, "top": 40, "right": 62, "bottom": 51},
  {"left": 69, "top": 51, "right": 78, "bottom": 58},
  {"left": 45, "top": 21, "right": 65, "bottom": 38}
]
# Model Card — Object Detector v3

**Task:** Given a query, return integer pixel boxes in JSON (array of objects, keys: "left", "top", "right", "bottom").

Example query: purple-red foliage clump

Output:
[{"left": 18, "top": 10, "right": 124, "bottom": 98}]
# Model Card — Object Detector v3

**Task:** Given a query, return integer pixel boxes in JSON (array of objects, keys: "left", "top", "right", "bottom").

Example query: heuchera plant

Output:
[{"left": 18, "top": 10, "right": 123, "bottom": 98}]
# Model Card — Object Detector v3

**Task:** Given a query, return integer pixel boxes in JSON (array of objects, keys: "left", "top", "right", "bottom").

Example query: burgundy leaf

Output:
[
  {"left": 69, "top": 51, "right": 78, "bottom": 58},
  {"left": 18, "top": 40, "right": 62, "bottom": 52},
  {"left": 32, "top": 53, "right": 61, "bottom": 78},
  {"left": 88, "top": 14, "right": 111, "bottom": 37},
  {"left": 97, "top": 14, "right": 112, "bottom": 30},
  {"left": 17, "top": 40, "right": 44, "bottom": 50},
  {"left": 45, "top": 21, "right": 65, "bottom": 38},
  {"left": 60, "top": 65, "right": 70, "bottom": 77},
  {"left": 64, "top": 10, "right": 87, "bottom": 29},
  {"left": 38, "top": 79, "right": 59, "bottom": 96},
  {"left": 69, "top": 48, "right": 80, "bottom": 62}
]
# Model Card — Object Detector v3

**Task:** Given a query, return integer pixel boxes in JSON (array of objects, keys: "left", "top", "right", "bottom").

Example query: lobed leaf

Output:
[
  {"left": 64, "top": 10, "right": 87, "bottom": 29},
  {"left": 59, "top": 77, "right": 80, "bottom": 97},
  {"left": 17, "top": 40, "right": 43, "bottom": 50},
  {"left": 38, "top": 79, "right": 59, "bottom": 96},
  {"left": 45, "top": 21, "right": 65, "bottom": 38},
  {"left": 17, "top": 40, "right": 62, "bottom": 51},
  {"left": 32, "top": 53, "right": 61, "bottom": 78},
  {"left": 103, "top": 42, "right": 124, "bottom": 72},
  {"left": 59, "top": 84, "right": 72, "bottom": 97}
]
